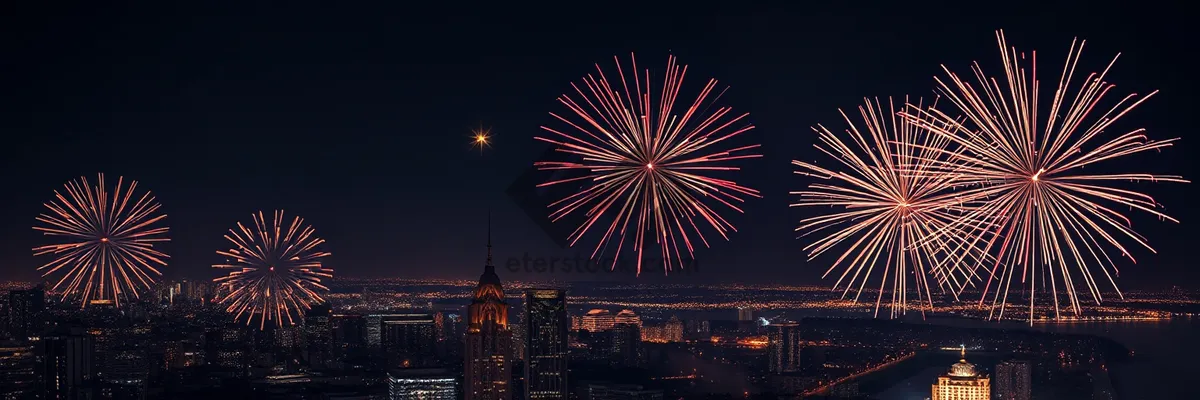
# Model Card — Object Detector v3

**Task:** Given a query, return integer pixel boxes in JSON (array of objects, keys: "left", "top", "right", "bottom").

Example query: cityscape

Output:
[
  {"left": 2, "top": 231, "right": 1196, "bottom": 399},
  {"left": 3, "top": 2, "right": 1195, "bottom": 400}
]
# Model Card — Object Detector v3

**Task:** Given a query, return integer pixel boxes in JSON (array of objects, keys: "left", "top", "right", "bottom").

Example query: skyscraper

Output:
[
  {"left": 381, "top": 314, "right": 437, "bottom": 368},
  {"left": 6, "top": 286, "right": 44, "bottom": 339},
  {"left": 994, "top": 360, "right": 1031, "bottom": 400},
  {"left": 610, "top": 321, "right": 642, "bottom": 368},
  {"left": 768, "top": 322, "right": 801, "bottom": 373},
  {"left": 932, "top": 347, "right": 990, "bottom": 400},
  {"left": 465, "top": 216, "right": 512, "bottom": 400},
  {"left": 737, "top": 307, "right": 754, "bottom": 321},
  {"left": 38, "top": 333, "right": 95, "bottom": 399},
  {"left": 0, "top": 341, "right": 37, "bottom": 398},
  {"left": 524, "top": 289, "right": 568, "bottom": 400},
  {"left": 305, "top": 304, "right": 333, "bottom": 369}
]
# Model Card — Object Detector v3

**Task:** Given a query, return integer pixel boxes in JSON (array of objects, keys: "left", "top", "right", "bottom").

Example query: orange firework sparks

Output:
[
  {"left": 213, "top": 210, "right": 332, "bottom": 329},
  {"left": 33, "top": 173, "right": 170, "bottom": 308},
  {"left": 535, "top": 53, "right": 761, "bottom": 274},
  {"left": 470, "top": 125, "right": 492, "bottom": 154},
  {"left": 793, "top": 97, "right": 992, "bottom": 318},
  {"left": 903, "top": 30, "right": 1187, "bottom": 322}
]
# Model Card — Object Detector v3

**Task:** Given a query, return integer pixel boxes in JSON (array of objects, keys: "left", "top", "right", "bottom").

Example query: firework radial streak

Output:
[
  {"left": 903, "top": 30, "right": 1187, "bottom": 322},
  {"left": 535, "top": 53, "right": 761, "bottom": 275},
  {"left": 33, "top": 174, "right": 170, "bottom": 308},
  {"left": 792, "top": 98, "right": 993, "bottom": 318},
  {"left": 213, "top": 210, "right": 332, "bottom": 329}
]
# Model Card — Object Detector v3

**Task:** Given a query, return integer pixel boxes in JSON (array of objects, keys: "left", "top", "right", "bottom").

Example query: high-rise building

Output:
[
  {"left": 0, "top": 341, "right": 37, "bottom": 398},
  {"left": 305, "top": 304, "right": 333, "bottom": 369},
  {"left": 932, "top": 348, "right": 990, "bottom": 400},
  {"left": 768, "top": 322, "right": 801, "bottom": 373},
  {"left": 465, "top": 217, "right": 512, "bottom": 400},
  {"left": 737, "top": 307, "right": 754, "bottom": 321},
  {"left": 610, "top": 321, "right": 641, "bottom": 368},
  {"left": 994, "top": 360, "right": 1031, "bottom": 400},
  {"left": 581, "top": 310, "right": 614, "bottom": 332},
  {"left": 664, "top": 316, "right": 684, "bottom": 342},
  {"left": 388, "top": 368, "right": 459, "bottom": 400},
  {"left": 381, "top": 314, "right": 437, "bottom": 368},
  {"left": 524, "top": 289, "right": 568, "bottom": 400},
  {"left": 6, "top": 286, "right": 44, "bottom": 339},
  {"left": 38, "top": 333, "right": 95, "bottom": 399}
]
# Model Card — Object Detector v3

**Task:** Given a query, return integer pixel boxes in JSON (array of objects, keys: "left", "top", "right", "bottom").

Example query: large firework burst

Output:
[
  {"left": 792, "top": 98, "right": 991, "bottom": 318},
  {"left": 33, "top": 173, "right": 170, "bottom": 308},
  {"left": 903, "top": 31, "right": 1186, "bottom": 321},
  {"left": 213, "top": 210, "right": 332, "bottom": 329},
  {"left": 535, "top": 54, "right": 761, "bottom": 274}
]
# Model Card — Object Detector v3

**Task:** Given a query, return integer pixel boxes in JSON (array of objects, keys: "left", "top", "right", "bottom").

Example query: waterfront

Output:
[{"left": 870, "top": 317, "right": 1198, "bottom": 399}]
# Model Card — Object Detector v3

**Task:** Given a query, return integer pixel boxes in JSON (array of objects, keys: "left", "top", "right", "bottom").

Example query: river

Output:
[{"left": 871, "top": 317, "right": 1197, "bottom": 399}]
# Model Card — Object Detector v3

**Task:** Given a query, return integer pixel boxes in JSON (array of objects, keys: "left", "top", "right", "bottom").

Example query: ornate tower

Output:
[{"left": 465, "top": 214, "right": 512, "bottom": 400}]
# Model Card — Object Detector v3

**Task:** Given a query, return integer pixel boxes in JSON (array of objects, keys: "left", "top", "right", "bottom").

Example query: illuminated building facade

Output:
[
  {"left": 737, "top": 307, "right": 754, "bottom": 321},
  {"left": 388, "top": 368, "right": 458, "bottom": 400},
  {"left": 614, "top": 310, "right": 641, "bottom": 327},
  {"left": 524, "top": 289, "right": 568, "bottom": 400},
  {"left": 664, "top": 316, "right": 683, "bottom": 342},
  {"left": 581, "top": 310, "right": 614, "bottom": 332},
  {"left": 994, "top": 360, "right": 1031, "bottom": 400},
  {"left": 932, "top": 348, "right": 990, "bottom": 400},
  {"left": 768, "top": 322, "right": 800, "bottom": 373},
  {"left": 465, "top": 220, "right": 512, "bottom": 400},
  {"left": 0, "top": 341, "right": 37, "bottom": 398}
]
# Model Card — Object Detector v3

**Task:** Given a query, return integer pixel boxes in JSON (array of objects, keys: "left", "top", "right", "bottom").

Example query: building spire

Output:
[
  {"left": 960, "top": 344, "right": 966, "bottom": 361},
  {"left": 486, "top": 210, "right": 493, "bottom": 266}
]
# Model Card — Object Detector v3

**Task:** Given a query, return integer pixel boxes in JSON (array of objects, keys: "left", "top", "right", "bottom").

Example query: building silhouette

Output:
[
  {"left": 523, "top": 289, "right": 568, "bottom": 400},
  {"left": 994, "top": 359, "right": 1031, "bottom": 400},
  {"left": 932, "top": 347, "right": 990, "bottom": 400},
  {"left": 38, "top": 333, "right": 95, "bottom": 400},
  {"left": 7, "top": 286, "right": 44, "bottom": 339},
  {"left": 382, "top": 314, "right": 437, "bottom": 368},
  {"left": 768, "top": 322, "right": 801, "bottom": 373},
  {"left": 465, "top": 217, "right": 512, "bottom": 400}
]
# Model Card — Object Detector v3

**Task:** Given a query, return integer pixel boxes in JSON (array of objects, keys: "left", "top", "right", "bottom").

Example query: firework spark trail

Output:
[
  {"left": 213, "top": 210, "right": 332, "bottom": 330},
  {"left": 535, "top": 53, "right": 761, "bottom": 275},
  {"left": 792, "top": 97, "right": 995, "bottom": 318},
  {"left": 902, "top": 30, "right": 1187, "bottom": 322},
  {"left": 33, "top": 174, "right": 170, "bottom": 308}
]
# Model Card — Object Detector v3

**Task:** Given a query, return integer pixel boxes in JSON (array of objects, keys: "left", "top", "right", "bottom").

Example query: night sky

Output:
[{"left": 2, "top": 3, "right": 1194, "bottom": 286}]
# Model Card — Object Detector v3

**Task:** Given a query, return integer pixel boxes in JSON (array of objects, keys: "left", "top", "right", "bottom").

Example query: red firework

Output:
[
  {"left": 33, "top": 173, "right": 170, "bottom": 308},
  {"left": 535, "top": 53, "right": 761, "bottom": 274},
  {"left": 213, "top": 210, "right": 332, "bottom": 329}
]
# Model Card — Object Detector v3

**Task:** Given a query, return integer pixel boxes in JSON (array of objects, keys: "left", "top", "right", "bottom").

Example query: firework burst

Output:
[
  {"left": 213, "top": 210, "right": 332, "bottom": 329},
  {"left": 33, "top": 173, "right": 170, "bottom": 308},
  {"left": 535, "top": 53, "right": 761, "bottom": 274},
  {"left": 792, "top": 98, "right": 992, "bottom": 318},
  {"left": 903, "top": 31, "right": 1187, "bottom": 321}
]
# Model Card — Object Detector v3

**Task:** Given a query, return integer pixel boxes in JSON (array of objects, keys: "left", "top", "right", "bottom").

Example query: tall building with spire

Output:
[
  {"left": 932, "top": 346, "right": 990, "bottom": 400},
  {"left": 465, "top": 215, "right": 513, "bottom": 400}
]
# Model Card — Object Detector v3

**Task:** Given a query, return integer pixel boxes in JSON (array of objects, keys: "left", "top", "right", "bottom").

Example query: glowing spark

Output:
[
  {"left": 536, "top": 53, "right": 761, "bottom": 274},
  {"left": 793, "top": 97, "right": 993, "bottom": 318},
  {"left": 213, "top": 210, "right": 333, "bottom": 330},
  {"left": 32, "top": 173, "right": 170, "bottom": 308},
  {"left": 903, "top": 30, "right": 1187, "bottom": 323},
  {"left": 470, "top": 125, "right": 492, "bottom": 154}
]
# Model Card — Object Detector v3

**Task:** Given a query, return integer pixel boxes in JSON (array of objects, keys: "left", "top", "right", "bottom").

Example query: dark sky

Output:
[{"left": 2, "top": 2, "right": 1194, "bottom": 287}]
